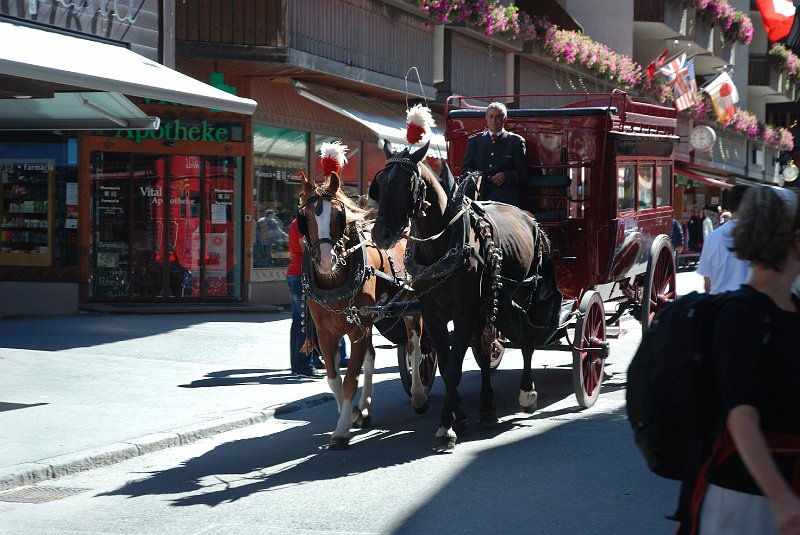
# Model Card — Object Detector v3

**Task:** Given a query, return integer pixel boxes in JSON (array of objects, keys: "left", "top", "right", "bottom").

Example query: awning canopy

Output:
[
  {"left": 295, "top": 82, "right": 447, "bottom": 157},
  {"left": 675, "top": 165, "right": 733, "bottom": 189},
  {"left": 0, "top": 19, "right": 257, "bottom": 130},
  {"left": 0, "top": 91, "right": 160, "bottom": 130}
]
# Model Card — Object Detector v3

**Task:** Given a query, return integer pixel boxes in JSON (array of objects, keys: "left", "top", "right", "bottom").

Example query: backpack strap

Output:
[{"left": 685, "top": 429, "right": 800, "bottom": 535}]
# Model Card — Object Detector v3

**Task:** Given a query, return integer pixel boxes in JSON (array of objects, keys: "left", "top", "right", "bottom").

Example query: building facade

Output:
[{"left": 2, "top": 0, "right": 795, "bottom": 315}]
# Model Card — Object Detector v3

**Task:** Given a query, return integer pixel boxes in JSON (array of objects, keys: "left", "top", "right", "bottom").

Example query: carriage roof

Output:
[{"left": 445, "top": 92, "right": 678, "bottom": 139}]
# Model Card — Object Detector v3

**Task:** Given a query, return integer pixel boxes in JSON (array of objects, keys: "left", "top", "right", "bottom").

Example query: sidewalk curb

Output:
[{"left": 0, "top": 392, "right": 335, "bottom": 493}]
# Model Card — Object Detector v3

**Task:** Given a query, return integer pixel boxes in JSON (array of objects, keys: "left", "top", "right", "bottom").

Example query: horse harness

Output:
[
  {"left": 398, "top": 168, "right": 550, "bottom": 329},
  {"left": 299, "top": 195, "right": 409, "bottom": 343}
]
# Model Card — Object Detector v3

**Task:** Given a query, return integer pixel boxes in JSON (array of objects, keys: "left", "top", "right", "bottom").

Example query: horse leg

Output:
[
  {"left": 433, "top": 319, "right": 472, "bottom": 452},
  {"left": 355, "top": 337, "right": 376, "bottom": 428},
  {"left": 329, "top": 328, "right": 370, "bottom": 450},
  {"left": 404, "top": 315, "right": 429, "bottom": 415},
  {"left": 518, "top": 339, "right": 538, "bottom": 413},
  {"left": 474, "top": 324, "right": 498, "bottom": 429}
]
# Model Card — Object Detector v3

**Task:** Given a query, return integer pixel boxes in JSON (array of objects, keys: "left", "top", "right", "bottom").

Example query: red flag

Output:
[
  {"left": 756, "top": 0, "right": 796, "bottom": 42},
  {"left": 646, "top": 49, "right": 669, "bottom": 81}
]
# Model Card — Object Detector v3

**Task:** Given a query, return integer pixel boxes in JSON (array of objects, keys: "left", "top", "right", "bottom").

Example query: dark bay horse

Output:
[
  {"left": 298, "top": 171, "right": 430, "bottom": 449},
  {"left": 369, "top": 142, "right": 560, "bottom": 451}
]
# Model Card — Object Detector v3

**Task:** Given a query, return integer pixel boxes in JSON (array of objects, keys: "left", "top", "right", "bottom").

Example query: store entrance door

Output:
[{"left": 89, "top": 152, "right": 242, "bottom": 300}]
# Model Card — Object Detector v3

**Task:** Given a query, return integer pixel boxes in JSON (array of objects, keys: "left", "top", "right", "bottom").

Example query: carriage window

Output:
[
  {"left": 617, "top": 165, "right": 635, "bottom": 212},
  {"left": 638, "top": 165, "right": 654, "bottom": 210},
  {"left": 656, "top": 165, "right": 671, "bottom": 207}
]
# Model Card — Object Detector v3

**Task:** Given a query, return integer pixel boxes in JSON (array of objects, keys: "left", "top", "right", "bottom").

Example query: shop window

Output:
[
  {"left": 638, "top": 164, "right": 654, "bottom": 210},
  {"left": 656, "top": 164, "right": 671, "bottom": 207},
  {"left": 617, "top": 164, "right": 635, "bottom": 212},
  {"left": 0, "top": 132, "right": 79, "bottom": 268},
  {"left": 253, "top": 125, "right": 308, "bottom": 269}
]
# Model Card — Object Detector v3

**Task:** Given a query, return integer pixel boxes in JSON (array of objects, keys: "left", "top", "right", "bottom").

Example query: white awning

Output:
[
  {"left": 0, "top": 19, "right": 257, "bottom": 127},
  {"left": 295, "top": 82, "right": 447, "bottom": 158},
  {"left": 0, "top": 92, "right": 160, "bottom": 130}
]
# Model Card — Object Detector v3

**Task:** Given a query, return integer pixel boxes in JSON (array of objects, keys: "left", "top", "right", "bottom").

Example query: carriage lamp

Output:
[{"left": 782, "top": 161, "right": 799, "bottom": 183}]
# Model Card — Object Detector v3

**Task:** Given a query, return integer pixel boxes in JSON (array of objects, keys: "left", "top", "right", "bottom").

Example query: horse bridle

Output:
[
  {"left": 297, "top": 189, "right": 348, "bottom": 254},
  {"left": 370, "top": 154, "right": 428, "bottom": 229}
]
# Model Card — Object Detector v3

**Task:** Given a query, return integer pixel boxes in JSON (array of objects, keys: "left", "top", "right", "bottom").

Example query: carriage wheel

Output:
[
  {"left": 641, "top": 235, "right": 677, "bottom": 328},
  {"left": 397, "top": 334, "right": 438, "bottom": 397},
  {"left": 572, "top": 291, "right": 607, "bottom": 409}
]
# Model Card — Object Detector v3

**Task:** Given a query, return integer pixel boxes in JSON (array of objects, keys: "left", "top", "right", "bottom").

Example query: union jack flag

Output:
[{"left": 660, "top": 53, "right": 698, "bottom": 111}]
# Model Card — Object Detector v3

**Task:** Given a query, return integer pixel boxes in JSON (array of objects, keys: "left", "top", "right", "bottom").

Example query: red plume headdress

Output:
[
  {"left": 406, "top": 104, "right": 436, "bottom": 145},
  {"left": 319, "top": 141, "right": 349, "bottom": 176}
]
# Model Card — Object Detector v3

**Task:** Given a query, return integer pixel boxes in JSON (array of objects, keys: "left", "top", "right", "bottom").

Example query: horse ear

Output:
[
  {"left": 300, "top": 172, "right": 315, "bottom": 196},
  {"left": 410, "top": 141, "right": 430, "bottom": 164},
  {"left": 382, "top": 139, "right": 393, "bottom": 159},
  {"left": 326, "top": 171, "right": 341, "bottom": 194},
  {"left": 439, "top": 162, "right": 456, "bottom": 194},
  {"left": 368, "top": 177, "right": 380, "bottom": 201}
]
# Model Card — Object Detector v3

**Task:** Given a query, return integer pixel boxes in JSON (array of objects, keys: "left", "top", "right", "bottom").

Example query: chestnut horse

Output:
[
  {"left": 369, "top": 142, "right": 560, "bottom": 451},
  {"left": 298, "top": 171, "right": 430, "bottom": 449}
]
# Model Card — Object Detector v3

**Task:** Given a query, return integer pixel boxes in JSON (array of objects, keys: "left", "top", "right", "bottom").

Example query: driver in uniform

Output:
[{"left": 461, "top": 101, "right": 528, "bottom": 205}]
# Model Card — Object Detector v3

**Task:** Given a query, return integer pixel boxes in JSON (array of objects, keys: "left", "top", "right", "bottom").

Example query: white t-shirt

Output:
[{"left": 696, "top": 219, "right": 751, "bottom": 294}]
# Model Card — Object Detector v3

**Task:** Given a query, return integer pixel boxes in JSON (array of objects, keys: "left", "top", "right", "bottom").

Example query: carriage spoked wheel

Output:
[
  {"left": 572, "top": 290, "right": 607, "bottom": 409},
  {"left": 641, "top": 235, "right": 677, "bottom": 328},
  {"left": 397, "top": 334, "right": 438, "bottom": 397}
]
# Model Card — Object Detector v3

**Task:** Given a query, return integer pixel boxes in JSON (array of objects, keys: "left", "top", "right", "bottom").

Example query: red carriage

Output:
[{"left": 443, "top": 90, "right": 679, "bottom": 407}]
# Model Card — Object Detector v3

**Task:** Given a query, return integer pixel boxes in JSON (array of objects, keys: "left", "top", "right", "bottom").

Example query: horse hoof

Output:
[
  {"left": 361, "top": 415, "right": 372, "bottom": 428},
  {"left": 453, "top": 417, "right": 469, "bottom": 436},
  {"left": 413, "top": 400, "right": 430, "bottom": 415},
  {"left": 329, "top": 437, "right": 350, "bottom": 450},
  {"left": 519, "top": 390, "right": 539, "bottom": 413},
  {"left": 432, "top": 434, "right": 456, "bottom": 452},
  {"left": 478, "top": 411, "right": 498, "bottom": 429}
]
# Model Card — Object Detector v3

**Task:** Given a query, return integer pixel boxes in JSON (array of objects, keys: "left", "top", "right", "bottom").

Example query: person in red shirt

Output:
[
  {"left": 286, "top": 217, "right": 348, "bottom": 376},
  {"left": 286, "top": 217, "right": 322, "bottom": 376}
]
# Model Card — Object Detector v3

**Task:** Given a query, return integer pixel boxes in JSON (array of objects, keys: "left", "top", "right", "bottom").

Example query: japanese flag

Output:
[
  {"left": 756, "top": 0, "right": 796, "bottom": 42},
  {"left": 703, "top": 72, "right": 739, "bottom": 123}
]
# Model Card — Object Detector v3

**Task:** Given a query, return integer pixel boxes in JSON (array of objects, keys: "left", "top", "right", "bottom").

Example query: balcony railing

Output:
[
  {"left": 633, "top": 0, "right": 686, "bottom": 35},
  {"left": 749, "top": 54, "right": 797, "bottom": 101}
]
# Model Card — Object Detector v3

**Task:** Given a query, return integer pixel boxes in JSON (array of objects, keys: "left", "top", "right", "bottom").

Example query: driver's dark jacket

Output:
[{"left": 461, "top": 130, "right": 528, "bottom": 205}]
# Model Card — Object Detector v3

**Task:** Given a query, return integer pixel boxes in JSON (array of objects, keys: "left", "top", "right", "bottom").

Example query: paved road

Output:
[{"left": 0, "top": 269, "right": 705, "bottom": 494}]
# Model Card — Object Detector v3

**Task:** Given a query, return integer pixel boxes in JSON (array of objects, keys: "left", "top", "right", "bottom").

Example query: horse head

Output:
[
  {"left": 297, "top": 171, "right": 351, "bottom": 276},
  {"left": 369, "top": 140, "right": 432, "bottom": 249}
]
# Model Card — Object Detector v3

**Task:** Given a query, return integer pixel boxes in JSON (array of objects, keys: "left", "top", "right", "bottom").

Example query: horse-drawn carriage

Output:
[
  {"left": 442, "top": 90, "right": 680, "bottom": 409},
  {"left": 300, "top": 90, "right": 679, "bottom": 451}
]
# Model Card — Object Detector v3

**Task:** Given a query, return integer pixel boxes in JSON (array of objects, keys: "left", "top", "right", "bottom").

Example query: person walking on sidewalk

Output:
[
  {"left": 286, "top": 217, "right": 323, "bottom": 377},
  {"left": 696, "top": 185, "right": 750, "bottom": 294}
]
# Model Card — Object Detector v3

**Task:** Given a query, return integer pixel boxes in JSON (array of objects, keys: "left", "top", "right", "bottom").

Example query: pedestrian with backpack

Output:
[{"left": 691, "top": 186, "right": 800, "bottom": 535}]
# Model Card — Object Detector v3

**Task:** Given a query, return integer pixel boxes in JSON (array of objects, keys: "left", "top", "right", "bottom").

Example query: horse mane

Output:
[{"left": 319, "top": 176, "right": 372, "bottom": 226}]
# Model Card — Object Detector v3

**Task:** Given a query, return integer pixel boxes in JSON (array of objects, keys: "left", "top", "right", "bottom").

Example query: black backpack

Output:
[{"left": 626, "top": 290, "right": 770, "bottom": 481}]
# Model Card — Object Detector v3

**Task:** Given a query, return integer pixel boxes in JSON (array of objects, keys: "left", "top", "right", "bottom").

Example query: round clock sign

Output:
[{"left": 689, "top": 125, "right": 717, "bottom": 152}]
